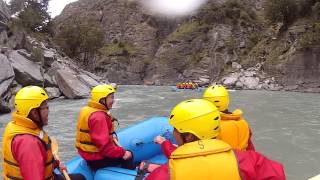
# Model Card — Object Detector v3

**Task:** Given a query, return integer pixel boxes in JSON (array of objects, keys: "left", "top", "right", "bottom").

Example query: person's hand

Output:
[
  {"left": 154, "top": 135, "right": 166, "bottom": 145},
  {"left": 59, "top": 162, "right": 68, "bottom": 173},
  {"left": 122, "top": 150, "right": 132, "bottom": 160}
]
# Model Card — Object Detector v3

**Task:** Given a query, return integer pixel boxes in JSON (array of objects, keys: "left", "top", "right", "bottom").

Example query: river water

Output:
[{"left": 1, "top": 85, "right": 320, "bottom": 179}]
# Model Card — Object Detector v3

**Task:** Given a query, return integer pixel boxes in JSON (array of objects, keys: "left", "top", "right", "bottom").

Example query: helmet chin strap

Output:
[
  {"left": 101, "top": 98, "right": 110, "bottom": 110},
  {"left": 35, "top": 108, "right": 44, "bottom": 129}
]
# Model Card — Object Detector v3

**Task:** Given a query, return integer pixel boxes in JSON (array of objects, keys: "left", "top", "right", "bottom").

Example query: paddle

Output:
[{"left": 51, "top": 138, "right": 71, "bottom": 180}]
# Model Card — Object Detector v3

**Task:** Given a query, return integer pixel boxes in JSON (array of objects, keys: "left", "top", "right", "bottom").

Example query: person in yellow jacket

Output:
[
  {"left": 1, "top": 86, "right": 85, "bottom": 180},
  {"left": 75, "top": 84, "right": 134, "bottom": 171},
  {"left": 203, "top": 85, "right": 255, "bottom": 151},
  {"left": 144, "top": 99, "right": 285, "bottom": 180}
]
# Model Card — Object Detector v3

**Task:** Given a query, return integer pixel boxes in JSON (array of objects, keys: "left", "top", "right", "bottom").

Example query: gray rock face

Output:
[
  {"left": 0, "top": 99, "right": 10, "bottom": 114},
  {"left": 44, "top": 73, "right": 57, "bottom": 87},
  {"left": 0, "top": 0, "right": 10, "bottom": 24},
  {"left": 280, "top": 47, "right": 320, "bottom": 87},
  {"left": 241, "top": 77, "right": 259, "bottom": 89},
  {"left": 43, "top": 49, "right": 56, "bottom": 67},
  {"left": 45, "top": 87, "right": 61, "bottom": 99},
  {"left": 78, "top": 74, "right": 100, "bottom": 88},
  {"left": 0, "top": 54, "right": 14, "bottom": 96},
  {"left": 8, "top": 50, "right": 43, "bottom": 86},
  {"left": 223, "top": 73, "right": 241, "bottom": 86},
  {"left": 55, "top": 70, "right": 90, "bottom": 99}
]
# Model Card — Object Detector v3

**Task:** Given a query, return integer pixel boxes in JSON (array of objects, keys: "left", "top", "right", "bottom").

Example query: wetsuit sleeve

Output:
[
  {"left": 12, "top": 134, "right": 47, "bottom": 180},
  {"left": 246, "top": 128, "right": 256, "bottom": 151},
  {"left": 145, "top": 163, "right": 169, "bottom": 180},
  {"left": 89, "top": 111, "right": 125, "bottom": 158},
  {"left": 235, "top": 150, "right": 286, "bottom": 180},
  {"left": 161, "top": 140, "right": 177, "bottom": 158}
]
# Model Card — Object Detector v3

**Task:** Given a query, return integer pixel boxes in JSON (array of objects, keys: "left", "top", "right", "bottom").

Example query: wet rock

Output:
[
  {"left": 8, "top": 50, "right": 43, "bottom": 86},
  {"left": 78, "top": 74, "right": 100, "bottom": 88},
  {"left": 0, "top": 99, "right": 10, "bottom": 114},
  {"left": 243, "top": 71, "right": 256, "bottom": 77},
  {"left": 0, "top": 54, "right": 14, "bottom": 96},
  {"left": 284, "top": 85, "right": 299, "bottom": 91},
  {"left": 235, "top": 81, "right": 244, "bottom": 89},
  {"left": 43, "top": 49, "right": 56, "bottom": 67},
  {"left": 44, "top": 73, "right": 57, "bottom": 87},
  {"left": 303, "top": 88, "right": 320, "bottom": 93},
  {"left": 45, "top": 87, "right": 61, "bottom": 99},
  {"left": 242, "top": 77, "right": 260, "bottom": 89},
  {"left": 222, "top": 72, "right": 240, "bottom": 86},
  {"left": 232, "top": 62, "right": 242, "bottom": 70},
  {"left": 55, "top": 70, "right": 90, "bottom": 99}
]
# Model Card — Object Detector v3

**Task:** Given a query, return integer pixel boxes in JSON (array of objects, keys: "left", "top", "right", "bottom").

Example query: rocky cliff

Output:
[
  {"left": 0, "top": 0, "right": 107, "bottom": 114},
  {"left": 53, "top": 0, "right": 320, "bottom": 92}
]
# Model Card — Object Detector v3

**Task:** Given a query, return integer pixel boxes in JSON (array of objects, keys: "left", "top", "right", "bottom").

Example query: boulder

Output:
[
  {"left": 44, "top": 73, "right": 57, "bottom": 87},
  {"left": 55, "top": 70, "right": 90, "bottom": 99},
  {"left": 198, "top": 77, "right": 210, "bottom": 84},
  {"left": 243, "top": 71, "right": 256, "bottom": 77},
  {"left": 232, "top": 62, "right": 242, "bottom": 70},
  {"left": 222, "top": 72, "right": 240, "bottom": 86},
  {"left": 45, "top": 87, "right": 61, "bottom": 99},
  {"left": 43, "top": 49, "right": 56, "bottom": 67},
  {"left": 0, "top": 54, "right": 14, "bottom": 96},
  {"left": 8, "top": 50, "right": 43, "bottom": 86},
  {"left": 242, "top": 77, "right": 259, "bottom": 89},
  {"left": 235, "top": 81, "right": 244, "bottom": 89},
  {"left": 78, "top": 74, "right": 100, "bottom": 88},
  {"left": 0, "top": 30, "right": 7, "bottom": 44},
  {"left": 0, "top": 99, "right": 10, "bottom": 114}
]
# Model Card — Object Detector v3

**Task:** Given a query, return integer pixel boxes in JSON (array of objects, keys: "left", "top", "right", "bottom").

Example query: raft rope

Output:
[{"left": 101, "top": 168, "right": 147, "bottom": 178}]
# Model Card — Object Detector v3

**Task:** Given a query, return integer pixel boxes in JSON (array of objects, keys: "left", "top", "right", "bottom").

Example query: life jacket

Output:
[
  {"left": 75, "top": 101, "right": 116, "bottom": 153},
  {"left": 2, "top": 113, "right": 54, "bottom": 180},
  {"left": 169, "top": 139, "right": 241, "bottom": 180},
  {"left": 218, "top": 109, "right": 250, "bottom": 151}
]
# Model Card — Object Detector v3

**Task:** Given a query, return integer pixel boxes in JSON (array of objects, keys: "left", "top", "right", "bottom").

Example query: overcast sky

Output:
[
  {"left": 5, "top": 0, "right": 206, "bottom": 17},
  {"left": 48, "top": 0, "right": 78, "bottom": 17},
  {"left": 4, "top": 0, "right": 78, "bottom": 17}
]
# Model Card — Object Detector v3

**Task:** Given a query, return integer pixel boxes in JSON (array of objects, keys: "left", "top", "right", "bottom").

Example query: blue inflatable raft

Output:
[{"left": 65, "top": 116, "right": 175, "bottom": 180}]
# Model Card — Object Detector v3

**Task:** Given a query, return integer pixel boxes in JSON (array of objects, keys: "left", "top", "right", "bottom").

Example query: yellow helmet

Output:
[
  {"left": 15, "top": 86, "right": 49, "bottom": 117},
  {"left": 203, "top": 85, "right": 229, "bottom": 111},
  {"left": 91, "top": 84, "right": 116, "bottom": 103},
  {"left": 169, "top": 99, "right": 221, "bottom": 140}
]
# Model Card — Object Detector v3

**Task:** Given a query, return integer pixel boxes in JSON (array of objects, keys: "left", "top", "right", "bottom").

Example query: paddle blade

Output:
[{"left": 51, "top": 137, "right": 58, "bottom": 155}]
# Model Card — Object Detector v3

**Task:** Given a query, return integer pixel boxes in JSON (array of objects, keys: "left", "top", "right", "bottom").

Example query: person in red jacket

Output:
[
  {"left": 75, "top": 84, "right": 134, "bottom": 171},
  {"left": 2, "top": 86, "right": 85, "bottom": 180},
  {"left": 142, "top": 99, "right": 286, "bottom": 180}
]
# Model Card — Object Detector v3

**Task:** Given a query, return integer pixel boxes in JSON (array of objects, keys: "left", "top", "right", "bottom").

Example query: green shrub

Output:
[
  {"left": 264, "top": 0, "right": 298, "bottom": 29},
  {"left": 168, "top": 21, "right": 209, "bottom": 42},
  {"left": 199, "top": 0, "right": 256, "bottom": 25},
  {"left": 99, "top": 42, "right": 136, "bottom": 56},
  {"left": 9, "top": 0, "right": 51, "bottom": 33},
  {"left": 54, "top": 21, "right": 104, "bottom": 61}
]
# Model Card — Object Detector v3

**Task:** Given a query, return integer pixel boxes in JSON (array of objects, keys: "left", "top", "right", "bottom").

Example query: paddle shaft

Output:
[{"left": 53, "top": 153, "right": 71, "bottom": 180}]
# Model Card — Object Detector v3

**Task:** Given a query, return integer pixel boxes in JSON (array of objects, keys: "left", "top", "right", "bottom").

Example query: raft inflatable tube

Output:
[{"left": 65, "top": 116, "right": 175, "bottom": 180}]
